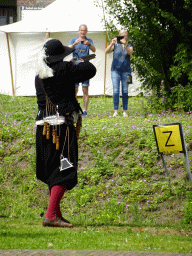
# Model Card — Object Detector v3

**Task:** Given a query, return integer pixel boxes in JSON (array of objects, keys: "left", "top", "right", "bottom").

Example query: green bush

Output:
[{"left": 148, "top": 81, "right": 192, "bottom": 112}]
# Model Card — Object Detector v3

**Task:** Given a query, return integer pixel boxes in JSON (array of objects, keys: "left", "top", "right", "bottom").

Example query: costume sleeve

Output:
[
  {"left": 68, "top": 61, "right": 96, "bottom": 83},
  {"left": 54, "top": 61, "right": 96, "bottom": 84}
]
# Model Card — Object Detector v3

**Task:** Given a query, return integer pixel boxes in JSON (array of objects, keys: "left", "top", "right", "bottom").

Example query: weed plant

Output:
[{"left": 0, "top": 94, "right": 192, "bottom": 230}]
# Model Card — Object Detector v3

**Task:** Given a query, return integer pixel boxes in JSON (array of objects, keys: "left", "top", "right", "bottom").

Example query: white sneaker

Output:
[
  {"left": 113, "top": 112, "right": 118, "bottom": 117},
  {"left": 123, "top": 112, "right": 128, "bottom": 118}
]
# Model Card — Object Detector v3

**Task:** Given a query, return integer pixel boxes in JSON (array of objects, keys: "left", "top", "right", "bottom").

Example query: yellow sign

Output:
[{"left": 153, "top": 123, "right": 185, "bottom": 154}]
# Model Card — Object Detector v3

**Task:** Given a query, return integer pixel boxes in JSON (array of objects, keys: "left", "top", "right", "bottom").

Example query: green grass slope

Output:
[{"left": 0, "top": 94, "right": 192, "bottom": 228}]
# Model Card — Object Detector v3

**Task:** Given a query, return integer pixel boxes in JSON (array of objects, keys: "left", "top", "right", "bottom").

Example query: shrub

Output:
[{"left": 148, "top": 81, "right": 192, "bottom": 112}]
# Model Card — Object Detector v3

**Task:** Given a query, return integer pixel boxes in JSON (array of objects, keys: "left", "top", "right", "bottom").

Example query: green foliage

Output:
[
  {"left": 148, "top": 80, "right": 192, "bottom": 112},
  {"left": 101, "top": 0, "right": 192, "bottom": 105},
  {"left": 170, "top": 44, "right": 192, "bottom": 85}
]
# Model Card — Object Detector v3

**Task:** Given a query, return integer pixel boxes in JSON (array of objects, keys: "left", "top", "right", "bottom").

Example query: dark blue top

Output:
[
  {"left": 111, "top": 44, "right": 133, "bottom": 73},
  {"left": 69, "top": 37, "right": 94, "bottom": 58}
]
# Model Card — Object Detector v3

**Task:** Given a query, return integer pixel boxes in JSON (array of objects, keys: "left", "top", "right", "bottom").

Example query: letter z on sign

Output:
[{"left": 153, "top": 123, "right": 185, "bottom": 154}]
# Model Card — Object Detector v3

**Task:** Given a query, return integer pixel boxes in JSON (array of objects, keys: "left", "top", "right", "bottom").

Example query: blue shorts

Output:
[{"left": 75, "top": 80, "right": 89, "bottom": 87}]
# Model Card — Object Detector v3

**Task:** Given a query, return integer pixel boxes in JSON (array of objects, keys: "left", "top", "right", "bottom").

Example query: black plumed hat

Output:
[{"left": 44, "top": 39, "right": 74, "bottom": 63}]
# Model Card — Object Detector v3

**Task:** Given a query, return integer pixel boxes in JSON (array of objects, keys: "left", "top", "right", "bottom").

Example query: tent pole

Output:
[
  {"left": 101, "top": 0, "right": 108, "bottom": 97},
  {"left": 104, "top": 33, "right": 107, "bottom": 97},
  {"left": 6, "top": 33, "right": 15, "bottom": 97},
  {"left": 46, "top": 32, "right": 51, "bottom": 38}
]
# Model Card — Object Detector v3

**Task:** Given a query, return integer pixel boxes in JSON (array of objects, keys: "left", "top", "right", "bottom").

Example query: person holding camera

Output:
[
  {"left": 69, "top": 24, "right": 96, "bottom": 117},
  {"left": 35, "top": 39, "right": 96, "bottom": 228},
  {"left": 105, "top": 30, "right": 133, "bottom": 117}
]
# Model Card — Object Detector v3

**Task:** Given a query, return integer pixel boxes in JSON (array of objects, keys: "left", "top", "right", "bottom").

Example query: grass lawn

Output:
[
  {"left": 0, "top": 218, "right": 192, "bottom": 253},
  {"left": 0, "top": 94, "right": 192, "bottom": 253}
]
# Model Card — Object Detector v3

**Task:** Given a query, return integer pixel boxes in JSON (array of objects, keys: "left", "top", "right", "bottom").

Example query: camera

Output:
[
  {"left": 127, "top": 74, "right": 132, "bottom": 84},
  {"left": 117, "top": 36, "right": 124, "bottom": 44},
  {"left": 81, "top": 41, "right": 84, "bottom": 44}
]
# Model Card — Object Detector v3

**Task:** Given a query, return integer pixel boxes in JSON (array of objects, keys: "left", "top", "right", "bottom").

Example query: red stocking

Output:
[{"left": 45, "top": 184, "right": 66, "bottom": 220}]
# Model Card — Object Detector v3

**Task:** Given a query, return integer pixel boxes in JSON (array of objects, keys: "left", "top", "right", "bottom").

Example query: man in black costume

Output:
[{"left": 35, "top": 39, "right": 96, "bottom": 227}]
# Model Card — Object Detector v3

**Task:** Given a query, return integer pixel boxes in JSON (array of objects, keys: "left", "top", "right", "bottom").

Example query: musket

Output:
[
  {"left": 80, "top": 54, "right": 96, "bottom": 61},
  {"left": 71, "top": 54, "right": 96, "bottom": 64}
]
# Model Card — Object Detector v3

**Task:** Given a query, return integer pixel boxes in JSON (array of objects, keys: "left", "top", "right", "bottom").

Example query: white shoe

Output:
[
  {"left": 113, "top": 112, "right": 118, "bottom": 117},
  {"left": 123, "top": 112, "right": 128, "bottom": 118}
]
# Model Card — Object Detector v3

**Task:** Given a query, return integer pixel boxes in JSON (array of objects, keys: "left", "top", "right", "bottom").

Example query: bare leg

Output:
[{"left": 82, "top": 86, "right": 89, "bottom": 111}]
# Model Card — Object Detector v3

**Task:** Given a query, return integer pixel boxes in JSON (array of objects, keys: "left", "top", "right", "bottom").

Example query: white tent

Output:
[{"left": 0, "top": 0, "right": 142, "bottom": 97}]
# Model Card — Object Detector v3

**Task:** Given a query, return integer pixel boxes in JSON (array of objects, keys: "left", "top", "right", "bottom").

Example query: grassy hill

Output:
[{"left": 0, "top": 94, "right": 192, "bottom": 229}]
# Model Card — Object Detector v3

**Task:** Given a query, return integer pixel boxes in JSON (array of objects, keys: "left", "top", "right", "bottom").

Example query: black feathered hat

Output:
[{"left": 44, "top": 39, "right": 74, "bottom": 64}]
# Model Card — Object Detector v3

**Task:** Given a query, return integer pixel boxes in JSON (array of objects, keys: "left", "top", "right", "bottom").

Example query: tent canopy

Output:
[
  {"left": 0, "top": 0, "right": 105, "bottom": 33},
  {"left": 0, "top": 0, "right": 143, "bottom": 97}
]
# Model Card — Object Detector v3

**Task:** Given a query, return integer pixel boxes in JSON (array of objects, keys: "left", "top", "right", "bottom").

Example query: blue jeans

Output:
[{"left": 111, "top": 70, "right": 130, "bottom": 111}]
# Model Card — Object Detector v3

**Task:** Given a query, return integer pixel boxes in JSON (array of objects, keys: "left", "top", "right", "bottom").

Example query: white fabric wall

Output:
[
  {"left": 0, "top": 31, "right": 143, "bottom": 97},
  {"left": 12, "top": 33, "right": 47, "bottom": 96},
  {"left": 4, "top": 31, "right": 108, "bottom": 96},
  {"left": 0, "top": 32, "right": 14, "bottom": 95},
  {"left": 0, "top": 0, "right": 144, "bottom": 97}
]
